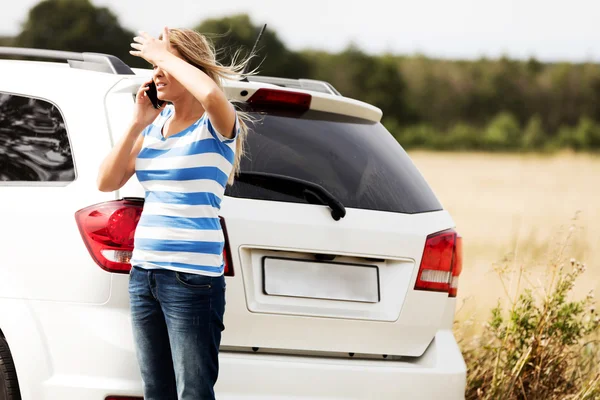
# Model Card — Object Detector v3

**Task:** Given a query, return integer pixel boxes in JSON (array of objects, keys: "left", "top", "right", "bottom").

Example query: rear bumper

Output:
[
  {"left": 2, "top": 298, "right": 465, "bottom": 400},
  {"left": 215, "top": 330, "right": 466, "bottom": 399},
  {"left": 39, "top": 331, "right": 466, "bottom": 400}
]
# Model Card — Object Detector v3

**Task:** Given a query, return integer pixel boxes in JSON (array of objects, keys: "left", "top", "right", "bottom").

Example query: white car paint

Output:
[{"left": 0, "top": 58, "right": 466, "bottom": 399}]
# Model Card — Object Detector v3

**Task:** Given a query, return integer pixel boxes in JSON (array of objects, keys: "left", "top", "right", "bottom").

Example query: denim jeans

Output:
[{"left": 128, "top": 266, "right": 226, "bottom": 400}]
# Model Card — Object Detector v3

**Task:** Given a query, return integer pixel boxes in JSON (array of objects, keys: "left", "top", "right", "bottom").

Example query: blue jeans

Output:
[{"left": 128, "top": 266, "right": 226, "bottom": 400}]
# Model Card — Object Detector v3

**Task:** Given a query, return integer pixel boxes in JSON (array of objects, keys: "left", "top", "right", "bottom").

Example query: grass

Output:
[
  {"left": 458, "top": 226, "right": 600, "bottom": 399},
  {"left": 408, "top": 151, "right": 600, "bottom": 398}
]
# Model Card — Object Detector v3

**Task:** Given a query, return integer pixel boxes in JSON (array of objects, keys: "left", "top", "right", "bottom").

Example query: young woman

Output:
[{"left": 97, "top": 27, "right": 250, "bottom": 400}]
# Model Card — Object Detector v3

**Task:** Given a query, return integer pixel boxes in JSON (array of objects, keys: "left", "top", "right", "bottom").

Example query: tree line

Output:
[{"left": 4, "top": 0, "right": 600, "bottom": 151}]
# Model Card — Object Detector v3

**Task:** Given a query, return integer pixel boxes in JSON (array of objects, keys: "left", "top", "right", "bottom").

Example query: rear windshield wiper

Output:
[{"left": 235, "top": 172, "right": 346, "bottom": 221}]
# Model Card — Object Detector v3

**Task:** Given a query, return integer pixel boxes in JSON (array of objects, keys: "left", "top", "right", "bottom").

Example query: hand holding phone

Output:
[
  {"left": 132, "top": 81, "right": 163, "bottom": 128},
  {"left": 146, "top": 81, "right": 165, "bottom": 109}
]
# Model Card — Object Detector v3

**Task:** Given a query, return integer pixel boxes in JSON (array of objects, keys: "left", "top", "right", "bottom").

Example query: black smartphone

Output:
[{"left": 146, "top": 82, "right": 165, "bottom": 109}]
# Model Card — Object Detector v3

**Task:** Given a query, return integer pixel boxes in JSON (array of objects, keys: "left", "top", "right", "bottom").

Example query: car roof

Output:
[{"left": 0, "top": 54, "right": 382, "bottom": 122}]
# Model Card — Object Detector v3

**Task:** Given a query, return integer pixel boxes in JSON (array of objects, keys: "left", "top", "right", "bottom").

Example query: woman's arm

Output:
[
  {"left": 97, "top": 81, "right": 162, "bottom": 192},
  {"left": 97, "top": 122, "right": 145, "bottom": 192},
  {"left": 157, "top": 53, "right": 236, "bottom": 138},
  {"left": 130, "top": 28, "right": 237, "bottom": 139}
]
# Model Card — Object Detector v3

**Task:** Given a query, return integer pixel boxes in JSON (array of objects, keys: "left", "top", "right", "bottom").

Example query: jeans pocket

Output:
[
  {"left": 175, "top": 271, "right": 212, "bottom": 290},
  {"left": 128, "top": 266, "right": 138, "bottom": 291},
  {"left": 128, "top": 265, "right": 136, "bottom": 280}
]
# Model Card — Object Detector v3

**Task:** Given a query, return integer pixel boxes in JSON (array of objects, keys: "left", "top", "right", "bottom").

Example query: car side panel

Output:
[{"left": 0, "top": 72, "right": 118, "bottom": 304}]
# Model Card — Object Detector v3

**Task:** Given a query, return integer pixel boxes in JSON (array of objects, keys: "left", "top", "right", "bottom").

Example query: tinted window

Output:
[
  {"left": 226, "top": 110, "right": 442, "bottom": 214},
  {"left": 0, "top": 92, "right": 74, "bottom": 182}
]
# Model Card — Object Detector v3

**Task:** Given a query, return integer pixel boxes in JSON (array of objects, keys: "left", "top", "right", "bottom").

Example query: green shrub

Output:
[
  {"left": 460, "top": 228, "right": 600, "bottom": 399},
  {"left": 483, "top": 112, "right": 522, "bottom": 150},
  {"left": 444, "top": 122, "right": 483, "bottom": 150},
  {"left": 394, "top": 123, "right": 439, "bottom": 149},
  {"left": 522, "top": 115, "right": 547, "bottom": 150},
  {"left": 574, "top": 117, "right": 600, "bottom": 150}
]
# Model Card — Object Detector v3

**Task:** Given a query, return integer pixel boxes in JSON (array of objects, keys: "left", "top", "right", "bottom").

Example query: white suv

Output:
[{"left": 0, "top": 47, "right": 466, "bottom": 400}]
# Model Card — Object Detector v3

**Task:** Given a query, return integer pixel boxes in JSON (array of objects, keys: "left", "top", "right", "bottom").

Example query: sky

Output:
[{"left": 2, "top": 0, "right": 600, "bottom": 62}]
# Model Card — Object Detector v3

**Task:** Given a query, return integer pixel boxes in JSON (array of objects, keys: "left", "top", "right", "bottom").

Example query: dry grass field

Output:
[
  {"left": 409, "top": 151, "right": 600, "bottom": 398},
  {"left": 408, "top": 151, "right": 600, "bottom": 318}
]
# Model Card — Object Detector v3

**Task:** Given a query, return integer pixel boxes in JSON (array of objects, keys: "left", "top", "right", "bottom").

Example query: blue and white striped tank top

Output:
[{"left": 131, "top": 105, "right": 238, "bottom": 276}]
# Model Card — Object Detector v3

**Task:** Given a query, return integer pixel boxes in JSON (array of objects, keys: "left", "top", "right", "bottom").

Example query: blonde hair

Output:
[{"left": 161, "top": 28, "right": 256, "bottom": 185}]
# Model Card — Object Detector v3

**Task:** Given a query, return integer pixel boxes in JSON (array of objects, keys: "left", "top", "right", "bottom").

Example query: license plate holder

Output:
[{"left": 263, "top": 257, "right": 380, "bottom": 303}]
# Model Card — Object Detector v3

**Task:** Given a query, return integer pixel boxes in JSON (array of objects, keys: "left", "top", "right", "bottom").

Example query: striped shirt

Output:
[{"left": 130, "top": 105, "right": 238, "bottom": 276}]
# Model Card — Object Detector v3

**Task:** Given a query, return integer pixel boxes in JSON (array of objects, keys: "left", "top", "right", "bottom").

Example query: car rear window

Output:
[{"left": 225, "top": 109, "right": 442, "bottom": 214}]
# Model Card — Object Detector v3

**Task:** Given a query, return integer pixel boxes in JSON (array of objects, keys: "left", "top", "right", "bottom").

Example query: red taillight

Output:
[
  {"left": 414, "top": 229, "right": 462, "bottom": 297},
  {"left": 449, "top": 235, "right": 463, "bottom": 297},
  {"left": 75, "top": 200, "right": 143, "bottom": 274},
  {"left": 220, "top": 217, "right": 234, "bottom": 277},
  {"left": 76, "top": 200, "right": 235, "bottom": 276},
  {"left": 247, "top": 88, "right": 311, "bottom": 111}
]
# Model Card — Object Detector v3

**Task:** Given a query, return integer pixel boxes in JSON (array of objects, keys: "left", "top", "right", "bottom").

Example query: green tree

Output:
[
  {"left": 304, "top": 46, "right": 414, "bottom": 124},
  {"left": 444, "top": 122, "right": 482, "bottom": 150},
  {"left": 555, "top": 125, "right": 578, "bottom": 150},
  {"left": 15, "top": 0, "right": 144, "bottom": 68},
  {"left": 484, "top": 112, "right": 521, "bottom": 150},
  {"left": 195, "top": 14, "right": 312, "bottom": 78},
  {"left": 574, "top": 116, "right": 600, "bottom": 150},
  {"left": 555, "top": 117, "right": 600, "bottom": 151},
  {"left": 522, "top": 114, "right": 546, "bottom": 150},
  {"left": 394, "top": 124, "right": 439, "bottom": 149}
]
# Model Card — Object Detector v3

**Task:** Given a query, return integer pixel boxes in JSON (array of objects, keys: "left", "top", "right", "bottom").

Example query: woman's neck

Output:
[{"left": 170, "top": 93, "right": 205, "bottom": 122}]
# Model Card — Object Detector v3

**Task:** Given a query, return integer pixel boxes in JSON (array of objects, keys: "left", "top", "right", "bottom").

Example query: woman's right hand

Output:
[
  {"left": 98, "top": 83, "right": 153, "bottom": 191},
  {"left": 132, "top": 79, "right": 163, "bottom": 128}
]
